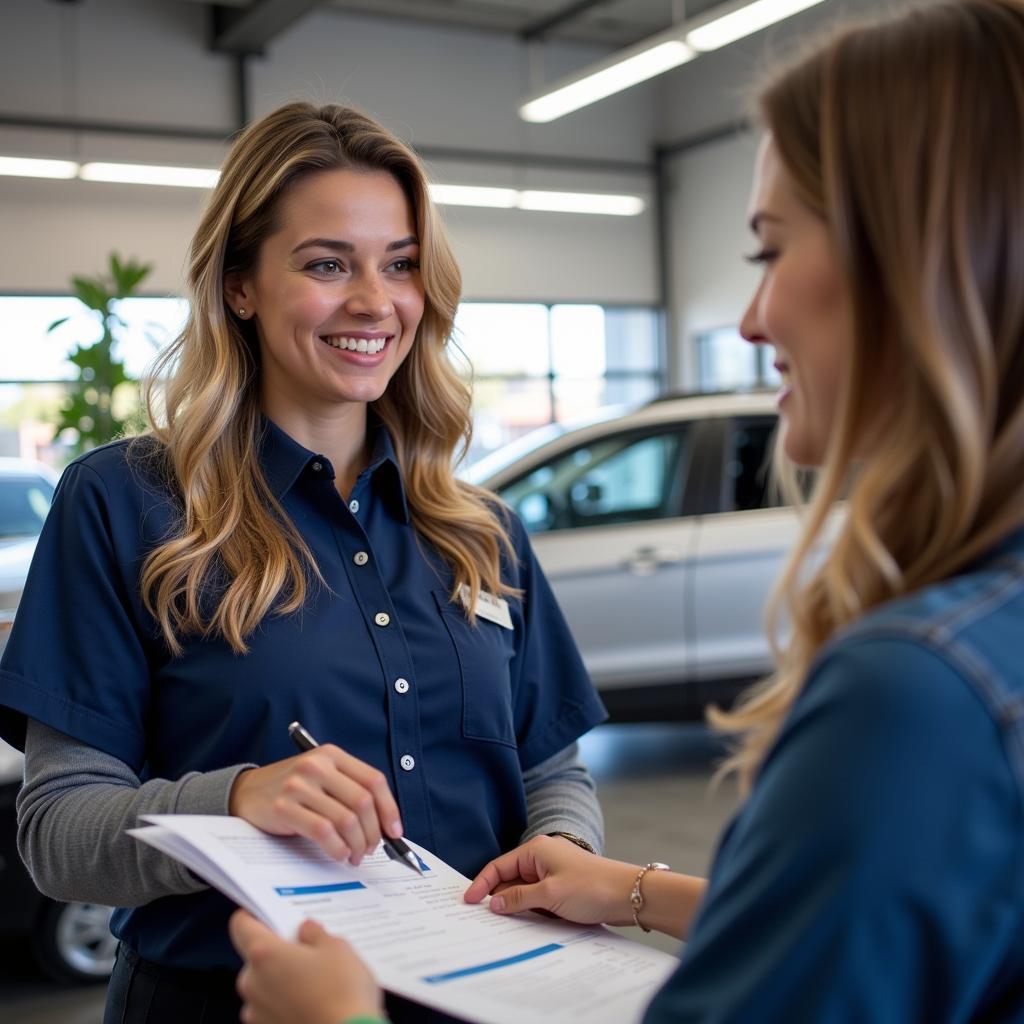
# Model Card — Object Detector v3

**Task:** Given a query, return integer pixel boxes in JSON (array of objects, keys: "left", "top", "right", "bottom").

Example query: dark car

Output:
[{"left": 0, "top": 457, "right": 117, "bottom": 984}]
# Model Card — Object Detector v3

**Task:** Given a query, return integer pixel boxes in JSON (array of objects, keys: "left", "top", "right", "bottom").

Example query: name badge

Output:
[{"left": 459, "top": 585, "right": 514, "bottom": 630}]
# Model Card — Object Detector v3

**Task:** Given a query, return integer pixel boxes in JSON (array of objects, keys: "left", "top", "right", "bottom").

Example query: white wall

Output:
[
  {"left": 665, "top": 133, "right": 761, "bottom": 388},
  {"left": 0, "top": 0, "right": 657, "bottom": 303}
]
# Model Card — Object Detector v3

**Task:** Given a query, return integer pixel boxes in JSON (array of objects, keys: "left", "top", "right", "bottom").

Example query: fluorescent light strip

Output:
[
  {"left": 428, "top": 184, "right": 518, "bottom": 208},
  {"left": 520, "top": 40, "right": 694, "bottom": 123},
  {"left": 686, "top": 0, "right": 827, "bottom": 51},
  {"left": 430, "top": 185, "right": 645, "bottom": 216},
  {"left": 0, "top": 156, "right": 642, "bottom": 216},
  {"left": 520, "top": 0, "right": 828, "bottom": 123},
  {"left": 518, "top": 190, "right": 645, "bottom": 216},
  {"left": 0, "top": 156, "right": 79, "bottom": 179},
  {"left": 79, "top": 162, "right": 221, "bottom": 188}
]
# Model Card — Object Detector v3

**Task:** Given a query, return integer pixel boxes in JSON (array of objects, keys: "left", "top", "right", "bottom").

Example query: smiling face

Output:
[
  {"left": 226, "top": 167, "right": 425, "bottom": 431},
  {"left": 740, "top": 137, "right": 853, "bottom": 466}
]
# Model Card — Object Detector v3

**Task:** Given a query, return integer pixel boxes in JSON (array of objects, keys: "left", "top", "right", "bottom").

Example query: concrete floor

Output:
[{"left": 0, "top": 722, "right": 741, "bottom": 1022}]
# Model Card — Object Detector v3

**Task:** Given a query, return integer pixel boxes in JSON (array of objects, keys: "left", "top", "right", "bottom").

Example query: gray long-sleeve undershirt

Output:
[{"left": 17, "top": 719, "right": 603, "bottom": 907}]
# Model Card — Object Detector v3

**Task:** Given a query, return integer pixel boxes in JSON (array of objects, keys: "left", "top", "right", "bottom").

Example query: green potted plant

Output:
[{"left": 47, "top": 252, "right": 153, "bottom": 453}]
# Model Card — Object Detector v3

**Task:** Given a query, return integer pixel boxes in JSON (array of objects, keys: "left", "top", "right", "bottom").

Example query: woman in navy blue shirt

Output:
[
  {"left": 0, "top": 104, "right": 606, "bottom": 1023},
  {"left": 231, "top": 2, "right": 1024, "bottom": 1022}
]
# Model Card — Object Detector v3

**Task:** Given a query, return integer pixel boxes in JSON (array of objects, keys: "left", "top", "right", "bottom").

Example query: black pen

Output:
[{"left": 287, "top": 721, "right": 424, "bottom": 876}]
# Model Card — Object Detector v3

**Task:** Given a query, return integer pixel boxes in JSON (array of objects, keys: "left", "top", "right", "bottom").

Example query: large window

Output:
[
  {"left": 695, "top": 326, "right": 780, "bottom": 392},
  {"left": 455, "top": 303, "right": 662, "bottom": 465},
  {"left": 0, "top": 295, "right": 662, "bottom": 469},
  {"left": 0, "top": 295, "right": 187, "bottom": 464}
]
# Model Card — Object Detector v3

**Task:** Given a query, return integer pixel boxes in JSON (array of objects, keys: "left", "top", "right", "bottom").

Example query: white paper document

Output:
[{"left": 129, "top": 815, "right": 678, "bottom": 1024}]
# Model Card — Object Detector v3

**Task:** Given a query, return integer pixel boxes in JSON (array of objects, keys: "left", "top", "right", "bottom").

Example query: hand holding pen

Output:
[
  {"left": 288, "top": 722, "right": 422, "bottom": 875},
  {"left": 227, "top": 720, "right": 420, "bottom": 873}
]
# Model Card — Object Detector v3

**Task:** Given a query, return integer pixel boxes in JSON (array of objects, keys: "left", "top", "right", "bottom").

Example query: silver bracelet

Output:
[{"left": 629, "top": 862, "right": 670, "bottom": 932}]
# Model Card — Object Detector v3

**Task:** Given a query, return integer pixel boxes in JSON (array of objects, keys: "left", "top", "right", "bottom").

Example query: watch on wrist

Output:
[
  {"left": 630, "top": 862, "right": 670, "bottom": 932},
  {"left": 547, "top": 831, "right": 596, "bottom": 854}
]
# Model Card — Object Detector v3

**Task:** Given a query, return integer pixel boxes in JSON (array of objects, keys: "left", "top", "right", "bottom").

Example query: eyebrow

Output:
[
  {"left": 748, "top": 212, "right": 783, "bottom": 233},
  {"left": 290, "top": 235, "right": 419, "bottom": 255}
]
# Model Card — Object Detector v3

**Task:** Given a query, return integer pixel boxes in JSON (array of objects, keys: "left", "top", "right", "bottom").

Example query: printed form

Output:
[{"left": 130, "top": 815, "right": 678, "bottom": 1024}]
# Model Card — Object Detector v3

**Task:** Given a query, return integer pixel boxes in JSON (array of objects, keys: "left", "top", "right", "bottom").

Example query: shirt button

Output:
[
  {"left": 353, "top": 551, "right": 369, "bottom": 566},
  {"left": 400, "top": 754, "right": 415, "bottom": 771},
  {"left": 394, "top": 677, "right": 410, "bottom": 694},
  {"left": 349, "top": 499, "right": 360, "bottom": 514},
  {"left": 374, "top": 612, "right": 390, "bottom": 627},
  {"left": 311, "top": 460, "right": 322, "bottom": 472}
]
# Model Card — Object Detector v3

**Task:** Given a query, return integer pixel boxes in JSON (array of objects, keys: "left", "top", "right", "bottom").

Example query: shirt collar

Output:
[{"left": 257, "top": 415, "right": 410, "bottom": 524}]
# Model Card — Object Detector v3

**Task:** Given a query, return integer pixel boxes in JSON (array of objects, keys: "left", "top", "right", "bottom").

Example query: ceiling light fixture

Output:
[
  {"left": 0, "top": 156, "right": 80, "bottom": 179},
  {"left": 430, "top": 184, "right": 645, "bottom": 216},
  {"left": 520, "top": 39, "right": 695, "bottom": 123},
  {"left": 687, "top": 0, "right": 827, "bottom": 51},
  {"left": 519, "top": 0, "right": 826, "bottom": 123},
  {"left": 78, "top": 162, "right": 221, "bottom": 188},
  {"left": 518, "top": 190, "right": 645, "bottom": 216},
  {"left": 428, "top": 184, "right": 519, "bottom": 208},
  {"left": 0, "top": 158, "right": 643, "bottom": 215}
]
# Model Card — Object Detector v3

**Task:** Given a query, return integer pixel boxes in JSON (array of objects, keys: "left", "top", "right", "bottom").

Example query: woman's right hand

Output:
[
  {"left": 463, "top": 835, "right": 639, "bottom": 926},
  {"left": 229, "top": 745, "right": 402, "bottom": 865}
]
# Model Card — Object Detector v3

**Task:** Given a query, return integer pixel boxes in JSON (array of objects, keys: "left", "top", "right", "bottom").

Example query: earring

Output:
[{"left": 237, "top": 307, "right": 246, "bottom": 318}]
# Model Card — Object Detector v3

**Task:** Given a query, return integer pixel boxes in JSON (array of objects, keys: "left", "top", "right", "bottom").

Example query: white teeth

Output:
[{"left": 323, "top": 336, "right": 388, "bottom": 354}]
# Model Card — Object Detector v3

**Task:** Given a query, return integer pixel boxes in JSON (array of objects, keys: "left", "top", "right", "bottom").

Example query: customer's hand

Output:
[
  {"left": 229, "top": 745, "right": 402, "bottom": 863},
  {"left": 230, "top": 910, "right": 383, "bottom": 1024},
  {"left": 464, "top": 835, "right": 638, "bottom": 926}
]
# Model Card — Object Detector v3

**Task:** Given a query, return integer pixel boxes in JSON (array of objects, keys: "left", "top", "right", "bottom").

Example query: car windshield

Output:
[{"left": 0, "top": 475, "right": 55, "bottom": 537}]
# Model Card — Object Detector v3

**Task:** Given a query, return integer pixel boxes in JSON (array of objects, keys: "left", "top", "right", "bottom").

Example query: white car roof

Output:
[
  {"left": 0, "top": 457, "right": 59, "bottom": 483},
  {"left": 465, "top": 390, "right": 777, "bottom": 486}
]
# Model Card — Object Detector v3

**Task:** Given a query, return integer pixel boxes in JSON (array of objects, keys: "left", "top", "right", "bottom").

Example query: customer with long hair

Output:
[
  {"left": 230, "top": 2, "right": 1024, "bottom": 1020},
  {"left": 0, "top": 103, "right": 606, "bottom": 1024}
]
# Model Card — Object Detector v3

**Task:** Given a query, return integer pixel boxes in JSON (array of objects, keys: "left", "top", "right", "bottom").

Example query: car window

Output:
[
  {"left": 724, "top": 417, "right": 782, "bottom": 511},
  {"left": 0, "top": 475, "right": 55, "bottom": 537},
  {"left": 498, "top": 428, "right": 691, "bottom": 533}
]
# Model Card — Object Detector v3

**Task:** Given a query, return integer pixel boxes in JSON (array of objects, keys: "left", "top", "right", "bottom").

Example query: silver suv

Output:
[{"left": 468, "top": 392, "right": 799, "bottom": 719}]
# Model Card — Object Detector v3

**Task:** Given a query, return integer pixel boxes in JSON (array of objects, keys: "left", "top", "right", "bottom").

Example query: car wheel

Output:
[{"left": 32, "top": 898, "right": 117, "bottom": 985}]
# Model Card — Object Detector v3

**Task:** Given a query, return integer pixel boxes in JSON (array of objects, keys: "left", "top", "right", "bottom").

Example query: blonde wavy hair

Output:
[
  {"left": 712, "top": 0, "right": 1024, "bottom": 791},
  {"left": 138, "top": 102, "right": 514, "bottom": 655}
]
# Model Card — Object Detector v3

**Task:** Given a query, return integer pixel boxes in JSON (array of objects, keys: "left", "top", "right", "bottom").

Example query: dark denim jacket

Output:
[{"left": 646, "top": 528, "right": 1024, "bottom": 1023}]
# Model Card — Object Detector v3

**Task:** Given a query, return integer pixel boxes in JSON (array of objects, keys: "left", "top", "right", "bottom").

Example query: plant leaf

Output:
[
  {"left": 112, "top": 257, "right": 152, "bottom": 296},
  {"left": 47, "top": 316, "right": 70, "bottom": 333},
  {"left": 72, "top": 276, "right": 110, "bottom": 313}
]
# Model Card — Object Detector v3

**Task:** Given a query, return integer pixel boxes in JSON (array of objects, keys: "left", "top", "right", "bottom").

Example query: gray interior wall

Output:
[
  {"left": 0, "top": 0, "right": 919, "bottom": 375},
  {"left": 665, "top": 133, "right": 761, "bottom": 388},
  {"left": 0, "top": 0, "right": 658, "bottom": 302}
]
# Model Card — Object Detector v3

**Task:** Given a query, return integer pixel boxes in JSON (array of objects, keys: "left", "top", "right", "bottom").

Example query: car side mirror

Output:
[
  {"left": 569, "top": 480, "right": 603, "bottom": 517},
  {"left": 517, "top": 492, "right": 555, "bottom": 532}
]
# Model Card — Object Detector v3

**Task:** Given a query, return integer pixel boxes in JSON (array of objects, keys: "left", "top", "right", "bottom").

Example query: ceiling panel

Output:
[{"left": 174, "top": 0, "right": 725, "bottom": 46}]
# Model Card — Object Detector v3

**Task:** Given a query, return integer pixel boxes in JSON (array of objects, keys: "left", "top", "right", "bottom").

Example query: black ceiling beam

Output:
[
  {"left": 520, "top": 0, "right": 611, "bottom": 42},
  {"left": 209, "top": 0, "right": 326, "bottom": 55}
]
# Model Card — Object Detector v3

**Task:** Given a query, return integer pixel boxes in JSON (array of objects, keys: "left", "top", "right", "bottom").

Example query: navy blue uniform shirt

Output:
[
  {"left": 644, "top": 530, "right": 1024, "bottom": 1023},
  {"left": 0, "top": 419, "right": 606, "bottom": 969}
]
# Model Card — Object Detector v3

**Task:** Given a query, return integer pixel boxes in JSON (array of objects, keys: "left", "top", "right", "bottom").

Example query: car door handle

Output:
[{"left": 624, "top": 546, "right": 682, "bottom": 574}]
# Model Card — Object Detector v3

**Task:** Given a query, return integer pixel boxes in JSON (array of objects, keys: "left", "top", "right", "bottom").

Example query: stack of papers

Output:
[{"left": 130, "top": 815, "right": 679, "bottom": 1024}]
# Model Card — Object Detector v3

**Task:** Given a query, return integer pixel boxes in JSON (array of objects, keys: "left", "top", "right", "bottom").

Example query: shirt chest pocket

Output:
[{"left": 433, "top": 589, "right": 517, "bottom": 748}]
